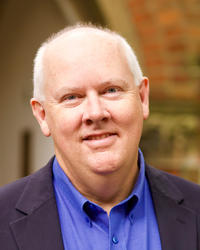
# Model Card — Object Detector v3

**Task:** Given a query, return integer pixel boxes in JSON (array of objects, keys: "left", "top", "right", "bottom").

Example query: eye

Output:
[
  {"left": 106, "top": 87, "right": 118, "bottom": 93},
  {"left": 64, "top": 94, "right": 78, "bottom": 100},
  {"left": 103, "top": 86, "right": 122, "bottom": 95},
  {"left": 61, "top": 93, "right": 83, "bottom": 106}
]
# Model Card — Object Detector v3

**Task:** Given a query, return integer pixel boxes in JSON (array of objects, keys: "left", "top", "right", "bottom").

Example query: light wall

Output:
[{"left": 0, "top": 0, "right": 75, "bottom": 185}]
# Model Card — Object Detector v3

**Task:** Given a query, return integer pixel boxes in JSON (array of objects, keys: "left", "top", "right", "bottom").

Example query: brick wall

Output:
[
  {"left": 127, "top": 0, "right": 200, "bottom": 183},
  {"left": 128, "top": 0, "right": 200, "bottom": 101}
]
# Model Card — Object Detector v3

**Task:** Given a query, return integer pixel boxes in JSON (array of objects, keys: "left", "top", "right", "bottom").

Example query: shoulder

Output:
[
  {"left": 0, "top": 157, "right": 54, "bottom": 213},
  {"left": 0, "top": 175, "right": 31, "bottom": 212},
  {"left": 146, "top": 164, "right": 200, "bottom": 194},
  {"left": 146, "top": 164, "right": 200, "bottom": 214}
]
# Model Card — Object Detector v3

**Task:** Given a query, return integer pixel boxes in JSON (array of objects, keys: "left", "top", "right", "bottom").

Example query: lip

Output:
[
  {"left": 82, "top": 132, "right": 117, "bottom": 141},
  {"left": 82, "top": 132, "right": 118, "bottom": 149}
]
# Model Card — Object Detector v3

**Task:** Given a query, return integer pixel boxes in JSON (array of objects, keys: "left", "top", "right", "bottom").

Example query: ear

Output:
[
  {"left": 30, "top": 98, "right": 51, "bottom": 137},
  {"left": 139, "top": 77, "right": 149, "bottom": 120}
]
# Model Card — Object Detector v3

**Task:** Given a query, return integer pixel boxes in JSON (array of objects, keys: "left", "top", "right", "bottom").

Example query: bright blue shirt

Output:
[{"left": 53, "top": 149, "right": 162, "bottom": 250}]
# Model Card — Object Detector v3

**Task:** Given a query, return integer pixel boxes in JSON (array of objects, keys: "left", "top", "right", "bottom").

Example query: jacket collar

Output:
[
  {"left": 10, "top": 157, "right": 64, "bottom": 250},
  {"left": 15, "top": 158, "right": 55, "bottom": 214},
  {"left": 145, "top": 164, "right": 184, "bottom": 203}
]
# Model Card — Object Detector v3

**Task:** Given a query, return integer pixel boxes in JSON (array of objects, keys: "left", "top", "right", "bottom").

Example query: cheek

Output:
[
  {"left": 47, "top": 109, "right": 82, "bottom": 138},
  {"left": 111, "top": 99, "right": 143, "bottom": 128}
]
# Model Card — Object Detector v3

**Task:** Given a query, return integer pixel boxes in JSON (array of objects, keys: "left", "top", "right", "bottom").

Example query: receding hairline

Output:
[{"left": 43, "top": 23, "right": 123, "bottom": 49}]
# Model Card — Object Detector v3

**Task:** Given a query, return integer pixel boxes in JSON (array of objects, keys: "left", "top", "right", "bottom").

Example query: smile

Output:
[
  {"left": 84, "top": 133, "right": 115, "bottom": 141},
  {"left": 82, "top": 132, "right": 118, "bottom": 149}
]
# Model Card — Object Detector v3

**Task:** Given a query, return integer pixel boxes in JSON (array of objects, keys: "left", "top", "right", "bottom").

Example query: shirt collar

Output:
[
  {"left": 127, "top": 148, "right": 145, "bottom": 202},
  {"left": 115, "top": 148, "right": 145, "bottom": 210},
  {"left": 53, "top": 158, "right": 88, "bottom": 217},
  {"left": 53, "top": 148, "right": 146, "bottom": 216}
]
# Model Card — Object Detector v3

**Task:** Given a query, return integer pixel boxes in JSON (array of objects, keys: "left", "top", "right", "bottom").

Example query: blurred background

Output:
[{"left": 0, "top": 0, "right": 199, "bottom": 186}]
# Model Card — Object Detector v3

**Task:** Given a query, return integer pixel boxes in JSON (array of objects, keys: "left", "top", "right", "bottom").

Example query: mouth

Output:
[{"left": 82, "top": 133, "right": 117, "bottom": 141}]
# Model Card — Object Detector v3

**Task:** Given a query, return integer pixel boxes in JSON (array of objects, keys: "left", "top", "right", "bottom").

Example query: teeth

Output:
[{"left": 87, "top": 133, "right": 110, "bottom": 140}]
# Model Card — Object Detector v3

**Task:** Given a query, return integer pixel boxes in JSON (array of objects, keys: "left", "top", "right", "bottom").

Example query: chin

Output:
[
  {"left": 87, "top": 154, "right": 122, "bottom": 176},
  {"left": 91, "top": 166, "right": 120, "bottom": 176}
]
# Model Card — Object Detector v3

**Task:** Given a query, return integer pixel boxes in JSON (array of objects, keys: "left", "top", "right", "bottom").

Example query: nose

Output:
[{"left": 82, "top": 92, "right": 110, "bottom": 125}]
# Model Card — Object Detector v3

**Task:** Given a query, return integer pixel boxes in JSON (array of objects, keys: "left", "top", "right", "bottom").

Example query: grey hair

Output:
[{"left": 33, "top": 23, "right": 143, "bottom": 101}]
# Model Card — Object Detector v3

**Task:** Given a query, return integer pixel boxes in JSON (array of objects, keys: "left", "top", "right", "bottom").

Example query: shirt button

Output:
[{"left": 112, "top": 236, "right": 119, "bottom": 244}]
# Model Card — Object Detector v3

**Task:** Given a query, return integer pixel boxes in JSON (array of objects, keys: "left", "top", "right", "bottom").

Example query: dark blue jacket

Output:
[{"left": 0, "top": 157, "right": 200, "bottom": 250}]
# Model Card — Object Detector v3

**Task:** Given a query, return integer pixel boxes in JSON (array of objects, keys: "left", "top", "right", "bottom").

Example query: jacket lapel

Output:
[
  {"left": 10, "top": 158, "right": 64, "bottom": 250},
  {"left": 146, "top": 165, "right": 198, "bottom": 250}
]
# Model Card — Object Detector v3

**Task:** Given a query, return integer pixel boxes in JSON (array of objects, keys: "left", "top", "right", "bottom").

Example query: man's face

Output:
[{"left": 32, "top": 31, "right": 149, "bottom": 185}]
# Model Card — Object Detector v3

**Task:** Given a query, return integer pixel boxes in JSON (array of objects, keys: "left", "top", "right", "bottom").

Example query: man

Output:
[{"left": 0, "top": 24, "right": 200, "bottom": 250}]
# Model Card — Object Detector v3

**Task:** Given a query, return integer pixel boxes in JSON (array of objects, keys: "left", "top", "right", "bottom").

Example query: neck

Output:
[
  {"left": 82, "top": 171, "right": 139, "bottom": 214},
  {"left": 67, "top": 163, "right": 138, "bottom": 214}
]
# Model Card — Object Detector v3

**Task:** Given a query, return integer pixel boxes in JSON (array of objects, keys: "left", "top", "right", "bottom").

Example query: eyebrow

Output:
[
  {"left": 53, "top": 86, "right": 82, "bottom": 98},
  {"left": 102, "top": 78, "right": 129, "bottom": 88}
]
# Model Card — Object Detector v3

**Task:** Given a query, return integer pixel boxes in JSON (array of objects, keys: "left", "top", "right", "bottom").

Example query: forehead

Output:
[
  {"left": 42, "top": 29, "right": 133, "bottom": 90},
  {"left": 45, "top": 29, "right": 125, "bottom": 65}
]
